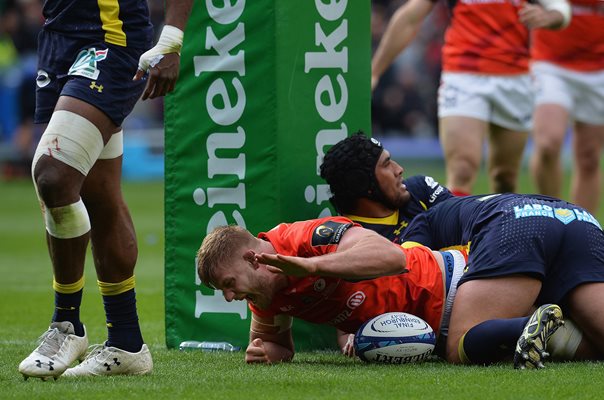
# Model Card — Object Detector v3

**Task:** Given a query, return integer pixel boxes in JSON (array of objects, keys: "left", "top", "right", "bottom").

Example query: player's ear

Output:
[{"left": 242, "top": 250, "right": 258, "bottom": 268}]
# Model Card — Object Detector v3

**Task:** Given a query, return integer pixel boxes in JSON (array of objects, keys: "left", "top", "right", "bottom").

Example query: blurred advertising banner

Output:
[{"left": 164, "top": 1, "right": 370, "bottom": 350}]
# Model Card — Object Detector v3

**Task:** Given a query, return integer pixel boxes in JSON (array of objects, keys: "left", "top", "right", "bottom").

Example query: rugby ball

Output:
[{"left": 354, "top": 312, "right": 436, "bottom": 364}]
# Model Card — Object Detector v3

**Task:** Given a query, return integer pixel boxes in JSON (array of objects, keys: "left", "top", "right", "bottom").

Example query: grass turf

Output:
[{"left": 1, "top": 163, "right": 603, "bottom": 399}]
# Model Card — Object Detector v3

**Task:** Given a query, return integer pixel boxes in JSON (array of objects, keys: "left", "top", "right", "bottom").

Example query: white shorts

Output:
[
  {"left": 438, "top": 72, "right": 533, "bottom": 132},
  {"left": 531, "top": 61, "right": 604, "bottom": 125}
]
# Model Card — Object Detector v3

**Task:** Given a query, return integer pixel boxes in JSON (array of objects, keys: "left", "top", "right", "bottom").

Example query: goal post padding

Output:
[{"left": 164, "top": 1, "right": 370, "bottom": 350}]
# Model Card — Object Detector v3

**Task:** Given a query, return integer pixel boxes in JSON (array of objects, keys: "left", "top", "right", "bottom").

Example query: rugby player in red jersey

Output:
[
  {"left": 372, "top": 0, "right": 570, "bottom": 196},
  {"left": 198, "top": 193, "right": 604, "bottom": 368},
  {"left": 197, "top": 217, "right": 466, "bottom": 364}
]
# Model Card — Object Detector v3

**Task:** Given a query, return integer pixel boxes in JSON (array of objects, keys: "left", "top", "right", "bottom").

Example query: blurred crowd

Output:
[
  {"left": 0, "top": 0, "right": 41, "bottom": 177},
  {"left": 371, "top": 0, "right": 448, "bottom": 138},
  {"left": 0, "top": 0, "right": 448, "bottom": 178}
]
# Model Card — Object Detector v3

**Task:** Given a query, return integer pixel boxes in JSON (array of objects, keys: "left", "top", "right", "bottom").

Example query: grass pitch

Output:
[{"left": 1, "top": 164, "right": 603, "bottom": 399}]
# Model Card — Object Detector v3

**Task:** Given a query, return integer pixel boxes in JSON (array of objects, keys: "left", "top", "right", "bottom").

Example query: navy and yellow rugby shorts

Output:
[
  {"left": 35, "top": 30, "right": 148, "bottom": 126},
  {"left": 458, "top": 197, "right": 604, "bottom": 306}
]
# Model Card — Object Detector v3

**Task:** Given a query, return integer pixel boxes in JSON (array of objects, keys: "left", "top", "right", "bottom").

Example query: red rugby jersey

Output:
[
  {"left": 440, "top": 0, "right": 530, "bottom": 74},
  {"left": 531, "top": 0, "right": 604, "bottom": 72},
  {"left": 249, "top": 217, "right": 446, "bottom": 334}
]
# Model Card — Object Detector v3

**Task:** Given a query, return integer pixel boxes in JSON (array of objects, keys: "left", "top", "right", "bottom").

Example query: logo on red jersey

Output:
[
  {"left": 330, "top": 291, "right": 366, "bottom": 325},
  {"left": 346, "top": 291, "right": 366, "bottom": 308},
  {"left": 311, "top": 221, "right": 352, "bottom": 246}
]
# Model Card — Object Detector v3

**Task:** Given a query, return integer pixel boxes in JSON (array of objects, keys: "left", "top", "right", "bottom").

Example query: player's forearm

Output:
[
  {"left": 164, "top": 0, "right": 194, "bottom": 30},
  {"left": 248, "top": 319, "right": 295, "bottom": 363},
  {"left": 314, "top": 234, "right": 406, "bottom": 279},
  {"left": 372, "top": 0, "right": 432, "bottom": 82},
  {"left": 262, "top": 341, "right": 294, "bottom": 363}
]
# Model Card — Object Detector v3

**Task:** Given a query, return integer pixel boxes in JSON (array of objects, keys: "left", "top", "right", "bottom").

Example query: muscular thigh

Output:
[
  {"left": 447, "top": 276, "right": 541, "bottom": 361},
  {"left": 574, "top": 122, "right": 604, "bottom": 160},
  {"left": 82, "top": 157, "right": 124, "bottom": 206},
  {"left": 488, "top": 125, "right": 528, "bottom": 168},
  {"left": 439, "top": 116, "right": 487, "bottom": 163},
  {"left": 566, "top": 283, "right": 604, "bottom": 354}
]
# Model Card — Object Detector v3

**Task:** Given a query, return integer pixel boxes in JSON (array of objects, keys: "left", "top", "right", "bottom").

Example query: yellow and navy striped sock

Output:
[
  {"left": 98, "top": 276, "right": 143, "bottom": 352},
  {"left": 53, "top": 277, "right": 85, "bottom": 336}
]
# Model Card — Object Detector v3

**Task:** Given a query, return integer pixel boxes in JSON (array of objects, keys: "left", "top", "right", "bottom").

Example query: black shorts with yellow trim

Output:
[{"left": 35, "top": 30, "right": 149, "bottom": 126}]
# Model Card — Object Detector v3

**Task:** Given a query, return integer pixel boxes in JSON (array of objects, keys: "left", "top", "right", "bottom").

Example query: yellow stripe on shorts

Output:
[{"left": 98, "top": 0, "right": 127, "bottom": 46}]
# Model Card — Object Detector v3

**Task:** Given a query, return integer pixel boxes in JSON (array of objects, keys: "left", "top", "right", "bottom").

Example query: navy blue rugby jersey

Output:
[
  {"left": 401, "top": 193, "right": 592, "bottom": 251},
  {"left": 344, "top": 175, "right": 453, "bottom": 244},
  {"left": 42, "top": 0, "right": 153, "bottom": 48}
]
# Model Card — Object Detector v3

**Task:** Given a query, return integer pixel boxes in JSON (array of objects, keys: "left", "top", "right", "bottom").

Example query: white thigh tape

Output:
[
  {"left": 99, "top": 130, "right": 123, "bottom": 159},
  {"left": 45, "top": 199, "right": 91, "bottom": 239},
  {"left": 32, "top": 110, "right": 104, "bottom": 176}
]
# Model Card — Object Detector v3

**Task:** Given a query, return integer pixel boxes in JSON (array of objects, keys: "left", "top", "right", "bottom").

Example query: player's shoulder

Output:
[
  {"left": 405, "top": 175, "right": 453, "bottom": 206},
  {"left": 405, "top": 175, "right": 432, "bottom": 189}
]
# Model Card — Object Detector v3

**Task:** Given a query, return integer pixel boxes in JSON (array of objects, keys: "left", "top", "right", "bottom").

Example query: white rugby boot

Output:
[
  {"left": 514, "top": 304, "right": 564, "bottom": 369},
  {"left": 19, "top": 321, "right": 88, "bottom": 380},
  {"left": 62, "top": 343, "right": 153, "bottom": 377}
]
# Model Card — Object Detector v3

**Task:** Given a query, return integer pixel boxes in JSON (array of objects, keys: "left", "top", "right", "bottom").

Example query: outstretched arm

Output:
[
  {"left": 257, "top": 226, "right": 407, "bottom": 279},
  {"left": 372, "top": 0, "right": 434, "bottom": 90},
  {"left": 134, "top": 0, "right": 194, "bottom": 100}
]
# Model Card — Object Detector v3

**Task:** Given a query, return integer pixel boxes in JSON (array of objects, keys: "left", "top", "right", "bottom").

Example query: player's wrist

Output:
[
  {"left": 137, "top": 25, "right": 184, "bottom": 72},
  {"left": 156, "top": 25, "right": 184, "bottom": 55},
  {"left": 538, "top": 0, "right": 571, "bottom": 28}
]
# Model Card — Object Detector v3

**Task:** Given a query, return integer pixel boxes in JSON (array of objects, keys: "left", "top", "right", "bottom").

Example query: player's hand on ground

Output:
[
  {"left": 245, "top": 338, "right": 271, "bottom": 364},
  {"left": 256, "top": 253, "right": 317, "bottom": 277},
  {"left": 341, "top": 334, "right": 356, "bottom": 357}
]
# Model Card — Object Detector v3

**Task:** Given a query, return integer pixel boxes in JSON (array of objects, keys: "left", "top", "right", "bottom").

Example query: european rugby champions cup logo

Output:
[{"left": 68, "top": 48, "right": 109, "bottom": 80}]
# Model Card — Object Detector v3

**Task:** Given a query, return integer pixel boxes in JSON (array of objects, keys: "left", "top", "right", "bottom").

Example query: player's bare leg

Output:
[
  {"left": 440, "top": 116, "right": 487, "bottom": 196},
  {"left": 83, "top": 157, "right": 137, "bottom": 284},
  {"left": 19, "top": 96, "right": 113, "bottom": 379},
  {"left": 571, "top": 122, "right": 604, "bottom": 214},
  {"left": 61, "top": 110, "right": 151, "bottom": 378},
  {"left": 530, "top": 103, "right": 569, "bottom": 199},
  {"left": 488, "top": 125, "right": 528, "bottom": 193},
  {"left": 446, "top": 275, "right": 541, "bottom": 364},
  {"left": 566, "top": 283, "right": 604, "bottom": 357}
]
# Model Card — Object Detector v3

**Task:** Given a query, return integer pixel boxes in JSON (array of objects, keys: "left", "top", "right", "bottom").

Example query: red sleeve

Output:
[{"left": 258, "top": 216, "right": 359, "bottom": 257}]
